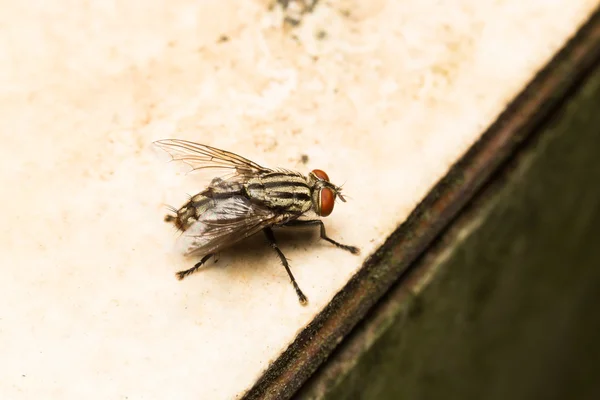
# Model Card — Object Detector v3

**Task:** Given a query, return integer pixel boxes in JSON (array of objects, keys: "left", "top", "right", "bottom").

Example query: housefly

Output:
[{"left": 155, "top": 139, "right": 360, "bottom": 305}]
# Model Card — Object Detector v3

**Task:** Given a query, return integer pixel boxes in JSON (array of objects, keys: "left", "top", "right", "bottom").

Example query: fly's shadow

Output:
[{"left": 175, "top": 223, "right": 354, "bottom": 305}]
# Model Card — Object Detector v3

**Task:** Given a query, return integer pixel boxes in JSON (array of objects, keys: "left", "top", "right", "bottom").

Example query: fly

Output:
[{"left": 154, "top": 139, "right": 360, "bottom": 305}]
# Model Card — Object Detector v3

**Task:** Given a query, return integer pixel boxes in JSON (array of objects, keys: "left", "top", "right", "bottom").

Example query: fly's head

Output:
[{"left": 308, "top": 169, "right": 346, "bottom": 217}]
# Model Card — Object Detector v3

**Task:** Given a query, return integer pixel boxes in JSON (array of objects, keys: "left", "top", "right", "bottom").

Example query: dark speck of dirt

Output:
[
  {"left": 300, "top": 154, "right": 310, "bottom": 164},
  {"left": 316, "top": 30, "right": 327, "bottom": 40}
]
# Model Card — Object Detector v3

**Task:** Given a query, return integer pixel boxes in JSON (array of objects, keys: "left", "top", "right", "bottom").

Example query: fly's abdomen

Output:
[
  {"left": 167, "top": 178, "right": 245, "bottom": 232},
  {"left": 245, "top": 173, "right": 312, "bottom": 214},
  {"left": 190, "top": 193, "right": 217, "bottom": 219},
  {"left": 168, "top": 193, "right": 215, "bottom": 232}
]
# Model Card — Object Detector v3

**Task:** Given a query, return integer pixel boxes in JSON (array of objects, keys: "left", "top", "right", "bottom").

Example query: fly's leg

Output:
[
  {"left": 263, "top": 227, "right": 308, "bottom": 305},
  {"left": 176, "top": 253, "right": 213, "bottom": 280},
  {"left": 283, "top": 220, "right": 360, "bottom": 255}
]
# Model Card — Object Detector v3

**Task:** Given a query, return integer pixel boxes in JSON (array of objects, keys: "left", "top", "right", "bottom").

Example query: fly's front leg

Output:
[
  {"left": 263, "top": 227, "right": 308, "bottom": 305},
  {"left": 176, "top": 253, "right": 213, "bottom": 280},
  {"left": 283, "top": 220, "right": 360, "bottom": 255}
]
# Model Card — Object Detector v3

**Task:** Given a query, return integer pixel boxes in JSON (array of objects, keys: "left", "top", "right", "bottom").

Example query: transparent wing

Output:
[
  {"left": 175, "top": 196, "right": 282, "bottom": 257},
  {"left": 154, "top": 139, "right": 271, "bottom": 179}
]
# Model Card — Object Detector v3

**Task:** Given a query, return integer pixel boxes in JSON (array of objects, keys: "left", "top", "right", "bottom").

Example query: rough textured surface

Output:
[
  {"left": 319, "top": 58, "right": 600, "bottom": 400},
  {"left": 0, "top": 1, "right": 597, "bottom": 399}
]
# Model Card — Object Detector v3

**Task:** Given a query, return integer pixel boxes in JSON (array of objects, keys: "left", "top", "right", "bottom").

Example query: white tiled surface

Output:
[{"left": 1, "top": 1, "right": 597, "bottom": 398}]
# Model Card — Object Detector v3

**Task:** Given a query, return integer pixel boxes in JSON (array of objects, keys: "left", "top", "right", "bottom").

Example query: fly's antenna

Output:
[
  {"left": 335, "top": 181, "right": 350, "bottom": 202},
  {"left": 338, "top": 192, "right": 353, "bottom": 202}
]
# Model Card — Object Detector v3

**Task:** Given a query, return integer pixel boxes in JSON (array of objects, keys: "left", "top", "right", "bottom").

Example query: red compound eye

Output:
[
  {"left": 318, "top": 188, "right": 335, "bottom": 217},
  {"left": 312, "top": 169, "right": 329, "bottom": 181}
]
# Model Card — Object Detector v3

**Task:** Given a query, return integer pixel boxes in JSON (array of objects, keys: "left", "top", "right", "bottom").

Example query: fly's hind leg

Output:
[
  {"left": 263, "top": 227, "right": 308, "bottom": 305},
  {"left": 283, "top": 220, "right": 360, "bottom": 255},
  {"left": 176, "top": 253, "right": 213, "bottom": 280}
]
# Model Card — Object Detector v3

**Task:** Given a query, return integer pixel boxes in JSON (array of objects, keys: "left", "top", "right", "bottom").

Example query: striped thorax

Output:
[{"left": 245, "top": 172, "right": 312, "bottom": 214}]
